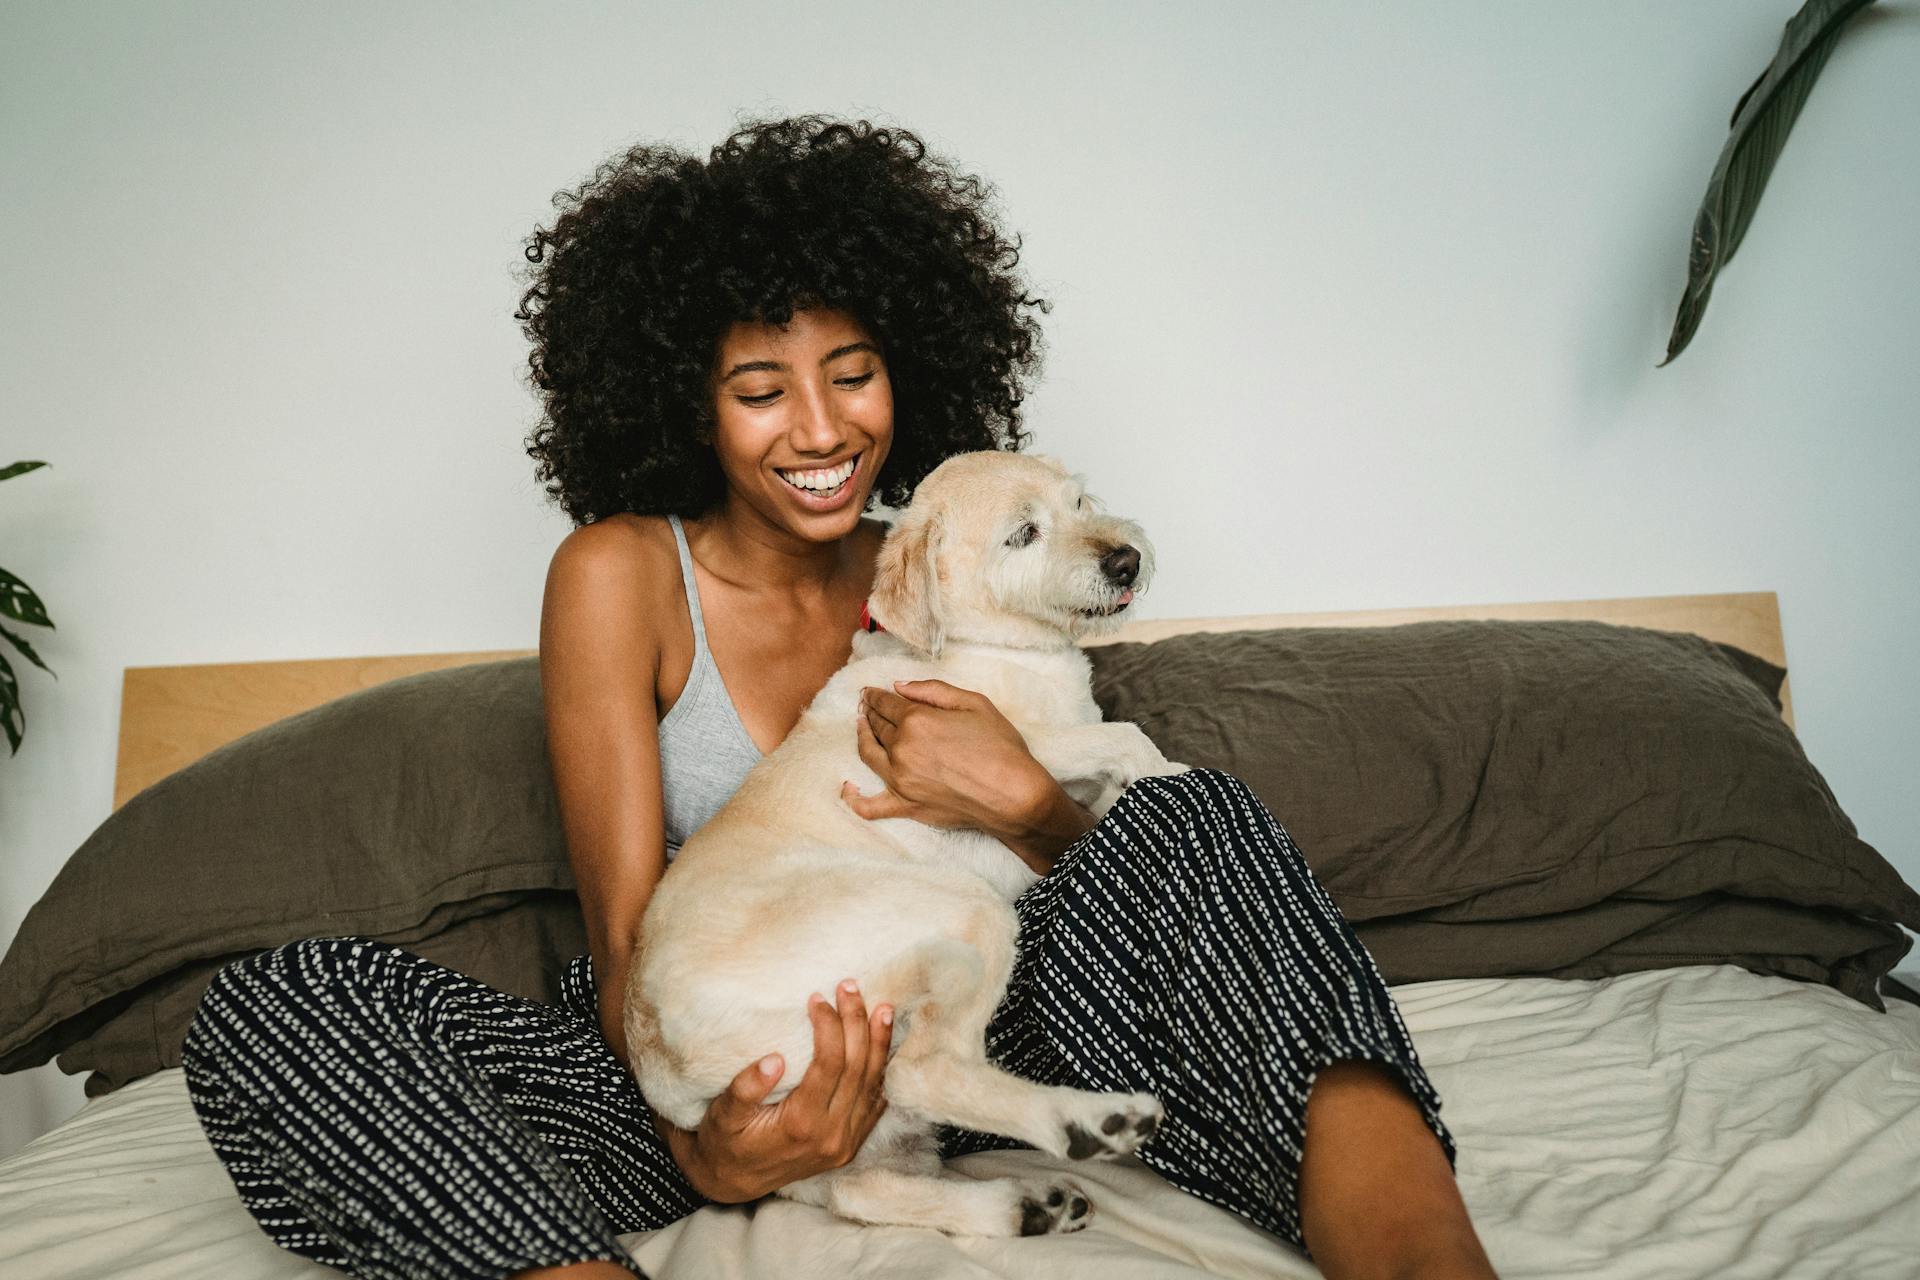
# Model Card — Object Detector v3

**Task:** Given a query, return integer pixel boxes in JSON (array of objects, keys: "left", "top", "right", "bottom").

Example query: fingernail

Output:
[
  {"left": 810, "top": 991, "right": 827, "bottom": 1008},
  {"left": 759, "top": 1054, "right": 780, "bottom": 1076},
  {"left": 840, "top": 979, "right": 860, "bottom": 995},
  {"left": 879, "top": 1007, "right": 893, "bottom": 1026}
]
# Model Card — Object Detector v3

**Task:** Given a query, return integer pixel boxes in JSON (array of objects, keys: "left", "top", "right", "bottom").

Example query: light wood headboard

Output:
[{"left": 114, "top": 590, "right": 1789, "bottom": 810}]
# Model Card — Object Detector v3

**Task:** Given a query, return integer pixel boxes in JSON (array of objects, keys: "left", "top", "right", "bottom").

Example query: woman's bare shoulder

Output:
[
  {"left": 542, "top": 513, "right": 682, "bottom": 657},
  {"left": 549, "top": 512, "right": 679, "bottom": 584}
]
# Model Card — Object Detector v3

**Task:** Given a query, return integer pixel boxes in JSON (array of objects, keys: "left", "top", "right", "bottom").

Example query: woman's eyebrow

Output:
[{"left": 721, "top": 342, "right": 880, "bottom": 382}]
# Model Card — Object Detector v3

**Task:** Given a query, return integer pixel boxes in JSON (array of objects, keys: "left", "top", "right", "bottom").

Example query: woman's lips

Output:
[{"left": 774, "top": 451, "right": 861, "bottom": 512}]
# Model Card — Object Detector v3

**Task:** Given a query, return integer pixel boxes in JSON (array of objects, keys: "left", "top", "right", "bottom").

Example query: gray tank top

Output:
[{"left": 658, "top": 514, "right": 764, "bottom": 861}]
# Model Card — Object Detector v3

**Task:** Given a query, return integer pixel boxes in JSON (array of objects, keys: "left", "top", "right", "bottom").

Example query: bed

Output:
[{"left": 2, "top": 591, "right": 1916, "bottom": 1279}]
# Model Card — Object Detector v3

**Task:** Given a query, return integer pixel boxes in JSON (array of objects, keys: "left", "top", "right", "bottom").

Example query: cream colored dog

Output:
[{"left": 625, "top": 451, "right": 1188, "bottom": 1237}]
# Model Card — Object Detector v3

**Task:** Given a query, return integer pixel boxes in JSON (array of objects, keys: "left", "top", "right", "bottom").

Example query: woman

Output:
[{"left": 182, "top": 116, "right": 1497, "bottom": 1280}]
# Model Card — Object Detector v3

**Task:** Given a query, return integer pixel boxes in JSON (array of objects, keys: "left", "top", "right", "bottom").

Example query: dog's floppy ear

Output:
[{"left": 869, "top": 510, "right": 946, "bottom": 657}]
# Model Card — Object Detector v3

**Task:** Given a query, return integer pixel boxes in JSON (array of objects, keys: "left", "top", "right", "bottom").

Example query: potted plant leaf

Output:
[
  {"left": 1, "top": 460, "right": 57, "bottom": 756},
  {"left": 1662, "top": 0, "right": 1877, "bottom": 364}
]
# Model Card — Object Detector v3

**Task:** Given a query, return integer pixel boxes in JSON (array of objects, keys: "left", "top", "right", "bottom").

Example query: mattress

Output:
[{"left": 1, "top": 964, "right": 1915, "bottom": 1279}]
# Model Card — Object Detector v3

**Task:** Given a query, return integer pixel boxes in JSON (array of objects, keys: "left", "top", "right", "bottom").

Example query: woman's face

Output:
[{"left": 707, "top": 306, "right": 894, "bottom": 543}]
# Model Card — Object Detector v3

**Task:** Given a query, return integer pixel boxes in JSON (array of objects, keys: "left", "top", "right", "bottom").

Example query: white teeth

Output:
[{"left": 777, "top": 456, "right": 857, "bottom": 492}]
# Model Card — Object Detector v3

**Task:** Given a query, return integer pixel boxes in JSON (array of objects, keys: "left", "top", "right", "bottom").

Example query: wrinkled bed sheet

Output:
[{"left": 1, "top": 964, "right": 1915, "bottom": 1280}]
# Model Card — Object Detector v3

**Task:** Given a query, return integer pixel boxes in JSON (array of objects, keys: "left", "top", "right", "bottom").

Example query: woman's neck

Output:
[{"left": 683, "top": 500, "right": 869, "bottom": 601}]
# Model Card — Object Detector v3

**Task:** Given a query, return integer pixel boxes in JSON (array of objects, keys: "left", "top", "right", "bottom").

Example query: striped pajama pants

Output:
[{"left": 182, "top": 768, "right": 1455, "bottom": 1279}]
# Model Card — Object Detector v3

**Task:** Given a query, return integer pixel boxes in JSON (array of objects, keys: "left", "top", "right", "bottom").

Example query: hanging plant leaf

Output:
[
  {"left": 0, "top": 620, "right": 53, "bottom": 676},
  {"left": 0, "top": 651, "right": 20, "bottom": 755},
  {"left": 0, "top": 459, "right": 54, "bottom": 755},
  {"left": 1661, "top": 0, "right": 1876, "bottom": 365},
  {"left": 0, "top": 568, "right": 54, "bottom": 629}
]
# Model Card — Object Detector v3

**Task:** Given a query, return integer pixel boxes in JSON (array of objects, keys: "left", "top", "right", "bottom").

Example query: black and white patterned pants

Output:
[{"left": 182, "top": 768, "right": 1455, "bottom": 1279}]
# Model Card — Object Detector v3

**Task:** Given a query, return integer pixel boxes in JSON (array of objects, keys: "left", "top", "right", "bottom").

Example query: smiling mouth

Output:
[{"left": 775, "top": 452, "right": 860, "bottom": 498}]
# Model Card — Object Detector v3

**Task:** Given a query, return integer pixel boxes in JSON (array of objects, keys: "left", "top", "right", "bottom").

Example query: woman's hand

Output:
[
  {"left": 660, "top": 980, "right": 894, "bottom": 1204},
  {"left": 840, "top": 679, "right": 1095, "bottom": 872}
]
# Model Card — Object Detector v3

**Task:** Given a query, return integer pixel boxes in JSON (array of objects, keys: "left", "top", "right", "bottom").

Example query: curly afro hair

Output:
[{"left": 516, "top": 116, "right": 1050, "bottom": 526}]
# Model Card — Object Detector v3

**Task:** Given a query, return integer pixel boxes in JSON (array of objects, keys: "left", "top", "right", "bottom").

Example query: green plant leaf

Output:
[
  {"left": 0, "top": 568, "right": 54, "bottom": 629},
  {"left": 0, "top": 620, "right": 53, "bottom": 676},
  {"left": 0, "top": 650, "right": 20, "bottom": 755},
  {"left": 1661, "top": 0, "right": 1876, "bottom": 365},
  {"left": 0, "top": 461, "right": 48, "bottom": 483}
]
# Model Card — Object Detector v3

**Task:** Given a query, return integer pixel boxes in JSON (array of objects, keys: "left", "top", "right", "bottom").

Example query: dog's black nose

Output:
[{"left": 1100, "top": 545, "right": 1140, "bottom": 587}]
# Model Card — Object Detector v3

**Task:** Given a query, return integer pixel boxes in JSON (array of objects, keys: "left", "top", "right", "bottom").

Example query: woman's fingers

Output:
[
  {"left": 853, "top": 715, "right": 890, "bottom": 775},
  {"left": 863, "top": 1002, "right": 894, "bottom": 1110},
  {"left": 860, "top": 686, "right": 905, "bottom": 731},
  {"left": 889, "top": 678, "right": 981, "bottom": 710},
  {"left": 780, "top": 990, "right": 846, "bottom": 1125},
  {"left": 717, "top": 1052, "right": 785, "bottom": 1114},
  {"left": 860, "top": 693, "right": 902, "bottom": 754},
  {"left": 830, "top": 986, "right": 894, "bottom": 1152},
  {"left": 847, "top": 718, "right": 919, "bottom": 821},
  {"left": 842, "top": 779, "right": 913, "bottom": 821},
  {"left": 826, "top": 981, "right": 871, "bottom": 1118}
]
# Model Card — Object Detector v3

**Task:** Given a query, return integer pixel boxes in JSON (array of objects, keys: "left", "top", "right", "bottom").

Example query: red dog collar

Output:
[{"left": 859, "top": 600, "right": 885, "bottom": 633}]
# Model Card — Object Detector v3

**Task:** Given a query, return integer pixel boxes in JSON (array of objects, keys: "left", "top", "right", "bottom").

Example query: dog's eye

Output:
[{"left": 1005, "top": 521, "right": 1040, "bottom": 549}]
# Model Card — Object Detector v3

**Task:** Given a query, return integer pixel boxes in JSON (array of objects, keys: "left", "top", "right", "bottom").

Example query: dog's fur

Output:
[{"left": 624, "top": 451, "right": 1187, "bottom": 1237}]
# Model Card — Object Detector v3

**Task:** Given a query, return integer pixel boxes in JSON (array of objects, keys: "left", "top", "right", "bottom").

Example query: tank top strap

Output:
[
  {"left": 666, "top": 514, "right": 711, "bottom": 659},
  {"left": 656, "top": 515, "right": 764, "bottom": 859}
]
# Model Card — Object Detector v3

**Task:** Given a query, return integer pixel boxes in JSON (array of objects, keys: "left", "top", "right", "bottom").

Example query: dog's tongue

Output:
[{"left": 1118, "top": 589, "right": 1135, "bottom": 606}]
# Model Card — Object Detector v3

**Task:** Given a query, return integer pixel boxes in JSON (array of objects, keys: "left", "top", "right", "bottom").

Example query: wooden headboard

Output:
[{"left": 113, "top": 590, "right": 1790, "bottom": 810}]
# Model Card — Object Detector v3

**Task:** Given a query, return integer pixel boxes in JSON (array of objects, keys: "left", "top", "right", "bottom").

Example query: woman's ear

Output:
[{"left": 868, "top": 510, "right": 946, "bottom": 657}]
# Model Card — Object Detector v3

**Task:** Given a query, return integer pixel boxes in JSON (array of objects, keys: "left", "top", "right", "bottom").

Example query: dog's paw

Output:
[
  {"left": 1017, "top": 1180, "right": 1093, "bottom": 1235},
  {"left": 1062, "top": 1092, "right": 1163, "bottom": 1160}
]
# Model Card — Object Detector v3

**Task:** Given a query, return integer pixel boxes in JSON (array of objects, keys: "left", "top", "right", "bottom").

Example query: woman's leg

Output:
[
  {"left": 1300, "top": 1060, "right": 1495, "bottom": 1279},
  {"left": 945, "top": 767, "right": 1492, "bottom": 1274},
  {"left": 182, "top": 936, "right": 704, "bottom": 1280}
]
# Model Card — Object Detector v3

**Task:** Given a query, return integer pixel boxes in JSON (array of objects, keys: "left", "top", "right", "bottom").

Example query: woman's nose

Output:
[{"left": 790, "top": 384, "right": 847, "bottom": 452}]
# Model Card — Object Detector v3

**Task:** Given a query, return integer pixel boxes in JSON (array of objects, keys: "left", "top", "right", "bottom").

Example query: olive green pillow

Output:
[
  {"left": 0, "top": 657, "right": 580, "bottom": 1096},
  {"left": 1087, "top": 620, "right": 1920, "bottom": 1008}
]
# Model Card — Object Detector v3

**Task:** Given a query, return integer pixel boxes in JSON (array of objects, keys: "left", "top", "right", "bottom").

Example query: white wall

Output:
[{"left": 2, "top": 0, "right": 1914, "bottom": 1156}]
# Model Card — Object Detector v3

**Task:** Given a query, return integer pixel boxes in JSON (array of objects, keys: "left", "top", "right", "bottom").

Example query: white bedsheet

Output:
[{"left": 2, "top": 964, "right": 1915, "bottom": 1279}]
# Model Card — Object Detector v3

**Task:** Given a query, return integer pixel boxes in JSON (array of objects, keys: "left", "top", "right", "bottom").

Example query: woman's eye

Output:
[
  {"left": 1005, "top": 521, "right": 1040, "bottom": 548},
  {"left": 737, "top": 390, "right": 781, "bottom": 406},
  {"left": 835, "top": 371, "right": 877, "bottom": 389}
]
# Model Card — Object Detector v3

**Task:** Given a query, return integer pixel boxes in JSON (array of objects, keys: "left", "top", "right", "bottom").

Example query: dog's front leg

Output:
[{"left": 1025, "top": 722, "right": 1187, "bottom": 818}]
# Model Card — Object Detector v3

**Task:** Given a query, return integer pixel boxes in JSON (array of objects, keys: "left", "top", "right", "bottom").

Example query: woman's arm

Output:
[
  {"left": 839, "top": 678, "right": 1097, "bottom": 874},
  {"left": 539, "top": 525, "right": 671, "bottom": 1070},
  {"left": 539, "top": 524, "right": 894, "bottom": 1202}
]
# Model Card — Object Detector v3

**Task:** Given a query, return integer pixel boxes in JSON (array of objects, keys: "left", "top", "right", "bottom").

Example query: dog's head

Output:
[{"left": 868, "top": 451, "right": 1154, "bottom": 656}]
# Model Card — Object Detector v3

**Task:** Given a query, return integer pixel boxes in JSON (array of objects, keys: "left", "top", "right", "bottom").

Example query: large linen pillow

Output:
[
  {"left": 0, "top": 656, "right": 577, "bottom": 1096},
  {"left": 1086, "top": 620, "right": 1920, "bottom": 1008}
]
